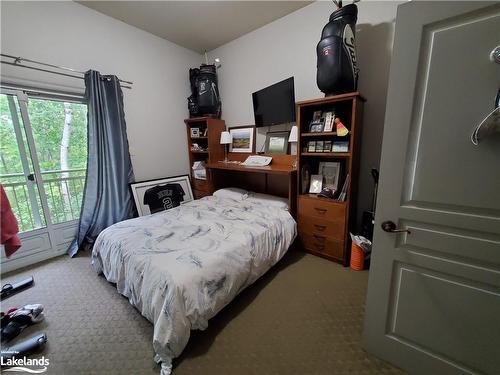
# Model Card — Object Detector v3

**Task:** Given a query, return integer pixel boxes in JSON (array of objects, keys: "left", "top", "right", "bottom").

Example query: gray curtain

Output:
[{"left": 68, "top": 70, "right": 135, "bottom": 257}]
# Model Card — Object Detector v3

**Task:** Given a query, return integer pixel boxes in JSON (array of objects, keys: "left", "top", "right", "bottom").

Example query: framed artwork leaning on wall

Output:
[{"left": 130, "top": 175, "right": 194, "bottom": 216}]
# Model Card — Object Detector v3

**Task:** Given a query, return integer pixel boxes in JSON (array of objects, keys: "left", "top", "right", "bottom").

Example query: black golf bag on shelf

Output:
[
  {"left": 187, "top": 64, "right": 221, "bottom": 118},
  {"left": 316, "top": 3, "right": 359, "bottom": 96}
]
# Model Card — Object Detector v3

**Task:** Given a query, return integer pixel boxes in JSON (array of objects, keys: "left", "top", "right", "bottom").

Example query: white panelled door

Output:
[{"left": 363, "top": 2, "right": 500, "bottom": 375}]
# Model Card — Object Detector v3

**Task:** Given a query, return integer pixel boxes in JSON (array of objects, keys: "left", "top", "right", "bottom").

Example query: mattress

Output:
[{"left": 91, "top": 195, "right": 296, "bottom": 374}]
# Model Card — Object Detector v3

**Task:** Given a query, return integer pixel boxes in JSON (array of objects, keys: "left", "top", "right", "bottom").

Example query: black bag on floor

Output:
[
  {"left": 316, "top": 3, "right": 359, "bottom": 96},
  {"left": 187, "top": 64, "right": 221, "bottom": 118}
]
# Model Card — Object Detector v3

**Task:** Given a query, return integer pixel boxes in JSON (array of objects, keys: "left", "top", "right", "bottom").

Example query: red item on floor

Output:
[
  {"left": 1, "top": 184, "right": 22, "bottom": 257},
  {"left": 350, "top": 242, "right": 365, "bottom": 271}
]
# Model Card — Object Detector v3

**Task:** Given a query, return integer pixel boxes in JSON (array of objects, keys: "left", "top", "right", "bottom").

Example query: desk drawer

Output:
[
  {"left": 298, "top": 196, "right": 346, "bottom": 221},
  {"left": 299, "top": 232, "right": 344, "bottom": 260},
  {"left": 298, "top": 215, "right": 345, "bottom": 241}
]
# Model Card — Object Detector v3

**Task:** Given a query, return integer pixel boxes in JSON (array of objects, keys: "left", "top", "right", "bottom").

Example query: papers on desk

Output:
[{"left": 241, "top": 155, "right": 272, "bottom": 167}]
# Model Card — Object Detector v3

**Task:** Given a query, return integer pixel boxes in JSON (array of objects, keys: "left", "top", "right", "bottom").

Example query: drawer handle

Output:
[
  {"left": 314, "top": 243, "right": 325, "bottom": 250},
  {"left": 314, "top": 207, "right": 327, "bottom": 214},
  {"left": 314, "top": 224, "right": 327, "bottom": 231},
  {"left": 313, "top": 234, "right": 326, "bottom": 242}
]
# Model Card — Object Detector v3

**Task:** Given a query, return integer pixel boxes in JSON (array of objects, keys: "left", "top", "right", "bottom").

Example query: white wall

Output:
[
  {"left": 1, "top": 1, "right": 201, "bottom": 181},
  {"left": 208, "top": 1, "right": 401, "bottom": 227}
]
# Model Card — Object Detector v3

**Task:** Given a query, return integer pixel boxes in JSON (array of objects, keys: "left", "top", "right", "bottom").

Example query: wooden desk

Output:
[
  {"left": 206, "top": 161, "right": 295, "bottom": 175},
  {"left": 206, "top": 155, "right": 297, "bottom": 216}
]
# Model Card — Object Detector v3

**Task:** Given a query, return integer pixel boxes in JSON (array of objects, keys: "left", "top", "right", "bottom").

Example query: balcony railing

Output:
[{"left": 0, "top": 168, "right": 86, "bottom": 232}]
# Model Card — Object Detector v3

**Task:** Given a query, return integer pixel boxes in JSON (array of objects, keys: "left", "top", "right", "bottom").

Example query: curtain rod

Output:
[{"left": 0, "top": 53, "right": 133, "bottom": 89}]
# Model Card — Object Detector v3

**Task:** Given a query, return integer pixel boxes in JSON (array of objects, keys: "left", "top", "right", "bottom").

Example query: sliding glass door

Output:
[{"left": 0, "top": 88, "right": 87, "bottom": 268}]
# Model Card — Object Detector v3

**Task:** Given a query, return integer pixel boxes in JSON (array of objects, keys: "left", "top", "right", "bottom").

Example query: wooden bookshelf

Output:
[
  {"left": 296, "top": 92, "right": 364, "bottom": 265},
  {"left": 185, "top": 117, "right": 225, "bottom": 199},
  {"left": 301, "top": 131, "right": 338, "bottom": 137}
]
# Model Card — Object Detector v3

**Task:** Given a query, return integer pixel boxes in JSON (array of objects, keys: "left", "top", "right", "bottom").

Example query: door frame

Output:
[{"left": 1, "top": 87, "right": 85, "bottom": 272}]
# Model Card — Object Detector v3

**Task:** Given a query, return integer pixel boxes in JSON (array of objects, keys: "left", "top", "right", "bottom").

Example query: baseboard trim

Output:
[{"left": 1, "top": 248, "right": 67, "bottom": 274}]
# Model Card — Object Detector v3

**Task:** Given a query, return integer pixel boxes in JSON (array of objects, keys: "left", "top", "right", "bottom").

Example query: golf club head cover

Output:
[
  {"left": 316, "top": 4, "right": 359, "bottom": 96},
  {"left": 1, "top": 304, "right": 44, "bottom": 342}
]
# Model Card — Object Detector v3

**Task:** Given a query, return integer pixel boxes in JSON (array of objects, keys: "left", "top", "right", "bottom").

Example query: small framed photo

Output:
[
  {"left": 190, "top": 128, "right": 200, "bottom": 137},
  {"left": 324, "top": 140, "right": 332, "bottom": 152},
  {"left": 312, "top": 110, "right": 322, "bottom": 123},
  {"left": 265, "top": 131, "right": 289, "bottom": 154},
  {"left": 307, "top": 141, "right": 316, "bottom": 152},
  {"left": 309, "top": 174, "right": 323, "bottom": 194},
  {"left": 229, "top": 126, "right": 256, "bottom": 153},
  {"left": 309, "top": 120, "right": 324, "bottom": 133},
  {"left": 315, "top": 141, "right": 324, "bottom": 152},
  {"left": 323, "top": 111, "right": 335, "bottom": 132},
  {"left": 332, "top": 141, "right": 349, "bottom": 152},
  {"left": 130, "top": 175, "right": 194, "bottom": 216},
  {"left": 318, "top": 162, "right": 341, "bottom": 191}
]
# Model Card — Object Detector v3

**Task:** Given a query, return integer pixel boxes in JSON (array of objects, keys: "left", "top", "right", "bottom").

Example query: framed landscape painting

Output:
[{"left": 229, "top": 126, "right": 255, "bottom": 153}]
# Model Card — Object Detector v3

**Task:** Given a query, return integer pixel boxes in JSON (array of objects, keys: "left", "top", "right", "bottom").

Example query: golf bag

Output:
[
  {"left": 188, "top": 64, "right": 221, "bottom": 118},
  {"left": 316, "top": 3, "right": 359, "bottom": 96}
]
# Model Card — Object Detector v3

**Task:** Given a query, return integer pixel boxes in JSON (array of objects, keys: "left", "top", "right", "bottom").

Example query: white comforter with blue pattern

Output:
[{"left": 91, "top": 196, "right": 296, "bottom": 374}]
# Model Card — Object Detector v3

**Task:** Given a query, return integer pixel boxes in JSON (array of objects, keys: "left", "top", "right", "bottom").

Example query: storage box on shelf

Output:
[
  {"left": 185, "top": 117, "right": 225, "bottom": 199},
  {"left": 296, "top": 92, "right": 364, "bottom": 265}
]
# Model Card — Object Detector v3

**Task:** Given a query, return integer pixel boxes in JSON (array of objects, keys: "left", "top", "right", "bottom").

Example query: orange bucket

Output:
[{"left": 350, "top": 242, "right": 365, "bottom": 271}]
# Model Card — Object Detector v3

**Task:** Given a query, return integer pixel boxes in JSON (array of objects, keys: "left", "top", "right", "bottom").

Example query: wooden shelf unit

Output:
[
  {"left": 185, "top": 117, "right": 225, "bottom": 199},
  {"left": 296, "top": 92, "right": 364, "bottom": 265}
]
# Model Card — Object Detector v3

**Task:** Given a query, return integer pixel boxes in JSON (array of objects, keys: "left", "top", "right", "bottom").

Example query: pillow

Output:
[
  {"left": 246, "top": 192, "right": 289, "bottom": 210},
  {"left": 213, "top": 188, "right": 249, "bottom": 201}
]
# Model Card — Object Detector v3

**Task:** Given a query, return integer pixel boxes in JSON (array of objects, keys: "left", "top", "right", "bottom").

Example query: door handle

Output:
[{"left": 381, "top": 221, "right": 411, "bottom": 234}]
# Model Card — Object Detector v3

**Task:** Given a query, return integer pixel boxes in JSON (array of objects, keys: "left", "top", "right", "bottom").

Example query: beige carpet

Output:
[{"left": 2, "top": 249, "right": 403, "bottom": 375}]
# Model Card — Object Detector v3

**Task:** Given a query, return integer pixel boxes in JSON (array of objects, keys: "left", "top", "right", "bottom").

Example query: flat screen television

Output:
[{"left": 252, "top": 77, "right": 296, "bottom": 127}]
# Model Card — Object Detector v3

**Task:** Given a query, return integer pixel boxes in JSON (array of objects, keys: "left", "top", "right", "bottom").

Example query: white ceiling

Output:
[{"left": 78, "top": 1, "right": 313, "bottom": 53}]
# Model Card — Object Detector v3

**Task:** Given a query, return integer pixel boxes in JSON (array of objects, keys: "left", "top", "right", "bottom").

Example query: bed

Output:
[{"left": 91, "top": 192, "right": 296, "bottom": 375}]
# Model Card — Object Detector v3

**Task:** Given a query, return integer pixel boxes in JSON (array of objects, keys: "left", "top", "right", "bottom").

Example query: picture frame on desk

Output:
[
  {"left": 264, "top": 131, "right": 289, "bottom": 154},
  {"left": 229, "top": 125, "right": 255, "bottom": 153}
]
